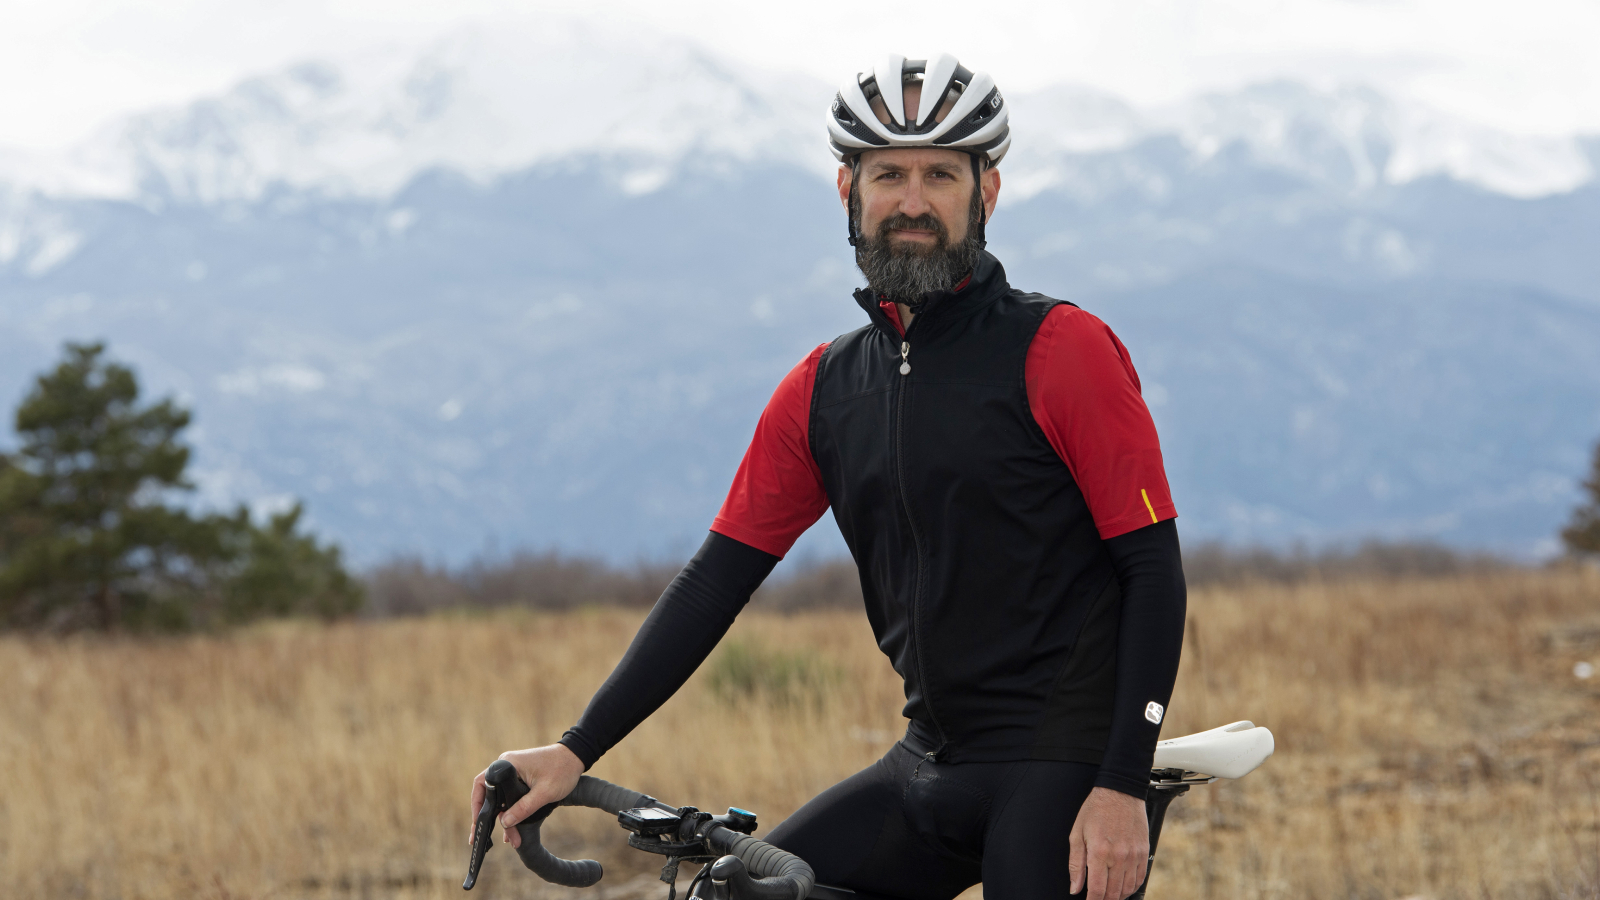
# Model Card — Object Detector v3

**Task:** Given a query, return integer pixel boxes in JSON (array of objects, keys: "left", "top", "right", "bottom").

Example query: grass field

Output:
[{"left": 3, "top": 568, "right": 1600, "bottom": 899}]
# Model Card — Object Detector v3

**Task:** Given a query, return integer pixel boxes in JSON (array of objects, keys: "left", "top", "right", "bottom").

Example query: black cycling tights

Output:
[{"left": 765, "top": 742, "right": 1095, "bottom": 899}]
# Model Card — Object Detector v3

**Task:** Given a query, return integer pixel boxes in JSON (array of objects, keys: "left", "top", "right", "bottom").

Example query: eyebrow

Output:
[{"left": 865, "top": 160, "right": 966, "bottom": 176}]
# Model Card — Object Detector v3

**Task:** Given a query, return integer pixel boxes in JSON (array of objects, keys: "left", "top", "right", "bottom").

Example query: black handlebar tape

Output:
[
  {"left": 503, "top": 774, "right": 666, "bottom": 888},
  {"left": 513, "top": 816, "right": 604, "bottom": 888},
  {"left": 482, "top": 763, "right": 604, "bottom": 888},
  {"left": 706, "top": 828, "right": 816, "bottom": 900},
  {"left": 559, "top": 775, "right": 665, "bottom": 815},
  {"left": 712, "top": 855, "right": 797, "bottom": 899}
]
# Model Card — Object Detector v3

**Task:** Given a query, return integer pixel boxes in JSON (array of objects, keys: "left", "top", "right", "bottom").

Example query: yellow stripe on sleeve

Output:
[{"left": 1141, "top": 488, "right": 1158, "bottom": 523}]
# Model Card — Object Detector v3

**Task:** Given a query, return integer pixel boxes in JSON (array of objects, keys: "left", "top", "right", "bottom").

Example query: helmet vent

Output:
[
  {"left": 831, "top": 94, "right": 857, "bottom": 127},
  {"left": 826, "top": 54, "right": 1009, "bottom": 165},
  {"left": 933, "top": 87, "right": 1002, "bottom": 145}
]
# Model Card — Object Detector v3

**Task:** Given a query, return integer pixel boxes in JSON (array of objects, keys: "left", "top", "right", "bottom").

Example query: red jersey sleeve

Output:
[
  {"left": 710, "top": 344, "right": 832, "bottom": 558},
  {"left": 1026, "top": 305, "right": 1178, "bottom": 540}
]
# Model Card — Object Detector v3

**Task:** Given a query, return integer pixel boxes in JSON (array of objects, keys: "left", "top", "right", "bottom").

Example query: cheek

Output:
[
  {"left": 935, "top": 194, "right": 971, "bottom": 235},
  {"left": 857, "top": 191, "right": 899, "bottom": 228}
]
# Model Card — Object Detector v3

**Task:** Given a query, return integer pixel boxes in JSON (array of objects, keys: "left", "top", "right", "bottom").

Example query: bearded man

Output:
[{"left": 473, "top": 54, "right": 1187, "bottom": 900}]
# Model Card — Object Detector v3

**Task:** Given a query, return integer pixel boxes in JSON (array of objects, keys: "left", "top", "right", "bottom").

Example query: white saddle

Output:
[{"left": 1151, "top": 720, "right": 1274, "bottom": 780}]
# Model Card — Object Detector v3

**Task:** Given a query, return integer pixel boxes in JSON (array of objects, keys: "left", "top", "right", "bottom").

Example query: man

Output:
[{"left": 472, "top": 54, "right": 1186, "bottom": 900}]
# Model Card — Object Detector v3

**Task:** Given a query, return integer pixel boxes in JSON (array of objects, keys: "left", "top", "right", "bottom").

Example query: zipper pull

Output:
[{"left": 900, "top": 342, "right": 911, "bottom": 375}]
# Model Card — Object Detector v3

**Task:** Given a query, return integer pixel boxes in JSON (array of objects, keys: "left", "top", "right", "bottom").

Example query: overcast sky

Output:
[{"left": 4, "top": 0, "right": 1598, "bottom": 151}]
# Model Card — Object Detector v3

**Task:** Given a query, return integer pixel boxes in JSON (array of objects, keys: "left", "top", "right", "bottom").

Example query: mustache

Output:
[
  {"left": 876, "top": 212, "right": 949, "bottom": 244},
  {"left": 855, "top": 208, "right": 980, "bottom": 306}
]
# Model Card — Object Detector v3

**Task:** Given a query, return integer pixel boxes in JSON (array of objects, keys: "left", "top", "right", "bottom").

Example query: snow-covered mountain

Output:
[
  {"left": 2, "top": 23, "right": 1597, "bottom": 563},
  {"left": 7, "top": 24, "right": 1595, "bottom": 209},
  {"left": 1008, "top": 81, "right": 1598, "bottom": 200},
  {"left": 1, "top": 22, "right": 825, "bottom": 205}
]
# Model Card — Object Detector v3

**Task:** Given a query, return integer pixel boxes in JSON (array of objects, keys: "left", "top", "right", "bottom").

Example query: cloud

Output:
[{"left": 0, "top": 0, "right": 1595, "bottom": 154}]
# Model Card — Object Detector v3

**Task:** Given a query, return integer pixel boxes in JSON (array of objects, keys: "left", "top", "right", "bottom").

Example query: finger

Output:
[
  {"left": 469, "top": 771, "right": 487, "bottom": 844},
  {"left": 1086, "top": 847, "right": 1109, "bottom": 900},
  {"left": 1129, "top": 853, "right": 1148, "bottom": 899},
  {"left": 1117, "top": 845, "right": 1140, "bottom": 900},
  {"left": 1068, "top": 828, "right": 1087, "bottom": 895},
  {"left": 501, "top": 782, "right": 555, "bottom": 830},
  {"left": 1107, "top": 856, "right": 1129, "bottom": 900}
]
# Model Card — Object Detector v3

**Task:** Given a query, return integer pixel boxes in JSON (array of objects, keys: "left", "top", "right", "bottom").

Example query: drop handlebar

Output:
[{"left": 464, "top": 760, "right": 814, "bottom": 899}]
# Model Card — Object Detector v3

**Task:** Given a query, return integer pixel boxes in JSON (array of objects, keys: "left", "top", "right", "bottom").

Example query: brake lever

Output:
[{"left": 463, "top": 760, "right": 532, "bottom": 890}]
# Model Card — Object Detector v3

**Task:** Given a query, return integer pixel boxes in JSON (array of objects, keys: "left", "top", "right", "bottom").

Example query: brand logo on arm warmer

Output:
[{"left": 1144, "top": 701, "right": 1165, "bottom": 725}]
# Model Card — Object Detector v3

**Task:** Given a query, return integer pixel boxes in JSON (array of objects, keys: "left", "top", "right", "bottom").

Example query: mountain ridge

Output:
[
  {"left": 2, "top": 29, "right": 1597, "bottom": 565},
  {"left": 2, "top": 23, "right": 1595, "bottom": 209}
]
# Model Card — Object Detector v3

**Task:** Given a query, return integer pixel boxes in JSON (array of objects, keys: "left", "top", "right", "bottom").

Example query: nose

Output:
[{"left": 898, "top": 176, "right": 932, "bottom": 217}]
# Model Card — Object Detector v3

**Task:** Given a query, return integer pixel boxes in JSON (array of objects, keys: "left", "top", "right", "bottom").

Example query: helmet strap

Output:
[
  {"left": 847, "top": 157, "right": 862, "bottom": 247},
  {"left": 971, "top": 154, "right": 988, "bottom": 250}
]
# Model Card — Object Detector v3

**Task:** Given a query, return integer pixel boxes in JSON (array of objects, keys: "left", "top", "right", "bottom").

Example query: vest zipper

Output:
[{"left": 892, "top": 326, "right": 947, "bottom": 757}]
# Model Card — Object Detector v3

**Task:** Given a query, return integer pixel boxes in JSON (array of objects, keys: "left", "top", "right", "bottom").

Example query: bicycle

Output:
[{"left": 465, "top": 720, "right": 1274, "bottom": 899}]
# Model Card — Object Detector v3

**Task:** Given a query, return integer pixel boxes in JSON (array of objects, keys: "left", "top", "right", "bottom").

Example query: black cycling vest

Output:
[{"left": 809, "top": 251, "right": 1122, "bottom": 765}]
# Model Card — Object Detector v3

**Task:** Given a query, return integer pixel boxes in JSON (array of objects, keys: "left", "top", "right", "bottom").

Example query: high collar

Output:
[{"left": 854, "top": 250, "right": 1009, "bottom": 339}]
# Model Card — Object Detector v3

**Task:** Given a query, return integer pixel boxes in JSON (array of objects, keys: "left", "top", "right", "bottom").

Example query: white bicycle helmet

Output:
[{"left": 827, "top": 53, "right": 1010, "bottom": 165}]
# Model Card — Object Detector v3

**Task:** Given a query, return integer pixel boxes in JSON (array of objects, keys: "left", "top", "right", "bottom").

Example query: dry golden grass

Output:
[{"left": 3, "top": 569, "right": 1599, "bottom": 900}]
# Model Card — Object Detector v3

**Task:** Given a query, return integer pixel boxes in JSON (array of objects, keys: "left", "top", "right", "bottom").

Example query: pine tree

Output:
[
  {"left": 0, "top": 344, "right": 219, "bottom": 628},
  {"left": 222, "top": 502, "right": 362, "bottom": 623},
  {"left": 0, "top": 343, "right": 361, "bottom": 629},
  {"left": 1562, "top": 439, "right": 1600, "bottom": 556}
]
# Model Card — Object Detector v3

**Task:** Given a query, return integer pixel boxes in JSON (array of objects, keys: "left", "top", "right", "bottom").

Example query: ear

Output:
[
  {"left": 981, "top": 165, "right": 1001, "bottom": 221},
  {"left": 837, "top": 164, "right": 853, "bottom": 211}
]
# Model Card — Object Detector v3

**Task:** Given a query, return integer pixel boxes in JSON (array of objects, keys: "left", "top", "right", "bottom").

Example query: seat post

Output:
[{"left": 1129, "top": 770, "right": 1191, "bottom": 900}]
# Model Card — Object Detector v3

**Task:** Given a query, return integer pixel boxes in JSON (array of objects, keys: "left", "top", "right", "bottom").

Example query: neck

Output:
[
  {"left": 892, "top": 268, "right": 977, "bottom": 330},
  {"left": 896, "top": 300, "right": 918, "bottom": 332}
]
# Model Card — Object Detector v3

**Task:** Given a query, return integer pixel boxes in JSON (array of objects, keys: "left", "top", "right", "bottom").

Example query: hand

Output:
[
  {"left": 469, "top": 743, "right": 585, "bottom": 849},
  {"left": 1068, "top": 786, "right": 1150, "bottom": 900}
]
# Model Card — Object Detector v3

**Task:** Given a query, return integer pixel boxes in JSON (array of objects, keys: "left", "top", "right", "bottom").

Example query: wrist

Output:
[
  {"left": 1093, "top": 770, "right": 1150, "bottom": 801},
  {"left": 557, "top": 730, "right": 599, "bottom": 771},
  {"left": 1090, "top": 785, "right": 1146, "bottom": 808},
  {"left": 551, "top": 741, "right": 586, "bottom": 774}
]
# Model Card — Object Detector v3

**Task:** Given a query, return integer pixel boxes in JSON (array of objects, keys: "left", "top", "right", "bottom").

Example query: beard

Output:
[{"left": 854, "top": 187, "right": 984, "bottom": 307}]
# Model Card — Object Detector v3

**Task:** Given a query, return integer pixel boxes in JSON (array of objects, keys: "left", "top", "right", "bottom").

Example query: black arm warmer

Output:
[
  {"left": 558, "top": 531, "right": 780, "bottom": 769},
  {"left": 1093, "top": 518, "right": 1188, "bottom": 799}
]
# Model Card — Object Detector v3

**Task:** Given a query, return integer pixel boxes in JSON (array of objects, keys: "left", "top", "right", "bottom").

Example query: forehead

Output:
[{"left": 856, "top": 147, "right": 972, "bottom": 174}]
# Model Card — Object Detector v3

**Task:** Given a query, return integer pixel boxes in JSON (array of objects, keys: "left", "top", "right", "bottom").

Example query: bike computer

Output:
[{"left": 618, "top": 806, "right": 681, "bottom": 836}]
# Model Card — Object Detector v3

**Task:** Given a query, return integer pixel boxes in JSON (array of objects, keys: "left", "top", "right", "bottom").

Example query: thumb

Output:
[
  {"left": 1069, "top": 821, "right": 1087, "bottom": 895},
  {"left": 500, "top": 780, "right": 562, "bottom": 830}
]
